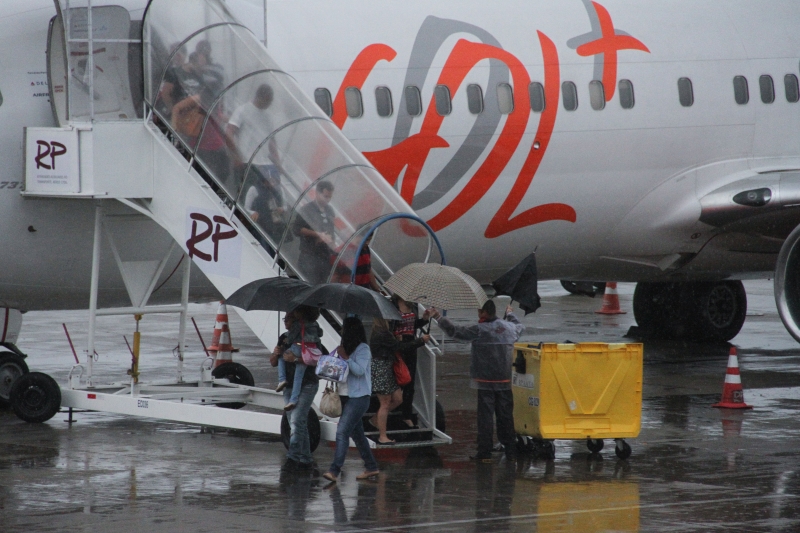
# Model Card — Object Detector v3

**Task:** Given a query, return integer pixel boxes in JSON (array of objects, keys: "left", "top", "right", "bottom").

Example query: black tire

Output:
[
  {"left": 10, "top": 372, "right": 61, "bottom": 423},
  {"left": 632, "top": 282, "right": 688, "bottom": 337},
  {"left": 687, "top": 281, "right": 747, "bottom": 342},
  {"left": 211, "top": 362, "right": 254, "bottom": 409},
  {"left": 435, "top": 400, "right": 446, "bottom": 433},
  {"left": 281, "top": 409, "right": 321, "bottom": 453},
  {"left": 587, "top": 438, "right": 604, "bottom": 453},
  {"left": 615, "top": 440, "right": 632, "bottom": 460},
  {"left": 560, "top": 281, "right": 606, "bottom": 297},
  {"left": 0, "top": 353, "right": 29, "bottom": 408}
]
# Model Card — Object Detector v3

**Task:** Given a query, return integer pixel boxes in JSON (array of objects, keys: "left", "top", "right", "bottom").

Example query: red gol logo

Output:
[
  {"left": 186, "top": 213, "right": 238, "bottom": 263},
  {"left": 35, "top": 140, "right": 67, "bottom": 170}
]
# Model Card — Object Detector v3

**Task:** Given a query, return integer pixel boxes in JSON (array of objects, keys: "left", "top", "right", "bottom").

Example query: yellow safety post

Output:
[{"left": 127, "top": 314, "right": 142, "bottom": 384}]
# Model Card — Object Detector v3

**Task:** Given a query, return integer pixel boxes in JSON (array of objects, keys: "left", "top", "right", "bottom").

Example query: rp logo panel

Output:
[{"left": 184, "top": 208, "right": 242, "bottom": 278}]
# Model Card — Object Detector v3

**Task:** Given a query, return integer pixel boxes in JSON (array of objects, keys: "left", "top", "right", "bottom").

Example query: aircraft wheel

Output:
[
  {"left": 10, "top": 372, "right": 61, "bottom": 423},
  {"left": 211, "top": 362, "right": 254, "bottom": 409},
  {"left": 587, "top": 437, "right": 604, "bottom": 453},
  {"left": 0, "top": 353, "right": 29, "bottom": 408},
  {"left": 281, "top": 409, "right": 321, "bottom": 453},
  {"left": 560, "top": 281, "right": 606, "bottom": 297},
  {"left": 688, "top": 281, "right": 747, "bottom": 341},
  {"left": 633, "top": 282, "right": 687, "bottom": 337}
]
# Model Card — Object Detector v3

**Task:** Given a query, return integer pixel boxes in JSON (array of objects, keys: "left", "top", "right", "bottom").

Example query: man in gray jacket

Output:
[{"left": 431, "top": 300, "right": 523, "bottom": 461}]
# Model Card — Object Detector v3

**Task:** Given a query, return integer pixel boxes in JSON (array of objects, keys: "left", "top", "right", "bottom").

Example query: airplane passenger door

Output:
[{"left": 47, "top": 3, "right": 141, "bottom": 125}]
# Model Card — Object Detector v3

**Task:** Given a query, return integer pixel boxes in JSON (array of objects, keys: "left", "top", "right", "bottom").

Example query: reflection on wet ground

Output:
[{"left": 2, "top": 281, "right": 800, "bottom": 532}]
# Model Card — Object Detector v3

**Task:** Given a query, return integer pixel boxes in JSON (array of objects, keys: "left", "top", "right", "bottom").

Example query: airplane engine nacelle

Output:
[{"left": 774, "top": 223, "right": 800, "bottom": 342}]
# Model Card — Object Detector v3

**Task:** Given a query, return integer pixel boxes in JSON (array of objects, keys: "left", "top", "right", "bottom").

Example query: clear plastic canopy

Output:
[{"left": 142, "top": 0, "right": 443, "bottom": 283}]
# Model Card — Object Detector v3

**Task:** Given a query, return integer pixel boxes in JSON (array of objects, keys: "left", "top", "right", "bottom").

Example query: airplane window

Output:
[
  {"left": 467, "top": 84, "right": 484, "bottom": 114},
  {"left": 619, "top": 79, "right": 635, "bottom": 109},
  {"left": 760, "top": 75, "right": 775, "bottom": 104},
  {"left": 589, "top": 80, "right": 605, "bottom": 110},
  {"left": 528, "top": 82, "right": 545, "bottom": 113},
  {"left": 375, "top": 86, "right": 393, "bottom": 117},
  {"left": 733, "top": 76, "right": 749, "bottom": 105},
  {"left": 497, "top": 83, "right": 514, "bottom": 114},
  {"left": 562, "top": 81, "right": 578, "bottom": 111},
  {"left": 314, "top": 88, "right": 333, "bottom": 117},
  {"left": 785, "top": 74, "right": 800, "bottom": 103},
  {"left": 678, "top": 77, "right": 693, "bottom": 107},
  {"left": 345, "top": 87, "right": 363, "bottom": 118},
  {"left": 434, "top": 85, "right": 452, "bottom": 116},
  {"left": 405, "top": 86, "right": 423, "bottom": 116}
]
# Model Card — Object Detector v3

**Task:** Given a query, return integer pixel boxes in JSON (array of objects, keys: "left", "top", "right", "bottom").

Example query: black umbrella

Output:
[
  {"left": 492, "top": 253, "right": 541, "bottom": 315},
  {"left": 226, "top": 277, "right": 312, "bottom": 312},
  {"left": 289, "top": 283, "right": 402, "bottom": 320}
]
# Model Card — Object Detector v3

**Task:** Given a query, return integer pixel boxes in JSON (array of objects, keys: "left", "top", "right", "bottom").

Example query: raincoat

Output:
[{"left": 438, "top": 313, "right": 523, "bottom": 390}]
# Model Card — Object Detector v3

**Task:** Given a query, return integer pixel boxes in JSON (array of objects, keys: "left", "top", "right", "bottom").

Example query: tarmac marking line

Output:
[{"left": 325, "top": 493, "right": 800, "bottom": 532}]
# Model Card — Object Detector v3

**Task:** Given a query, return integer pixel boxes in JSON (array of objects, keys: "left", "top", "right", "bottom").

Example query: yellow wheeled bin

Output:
[{"left": 511, "top": 342, "right": 643, "bottom": 459}]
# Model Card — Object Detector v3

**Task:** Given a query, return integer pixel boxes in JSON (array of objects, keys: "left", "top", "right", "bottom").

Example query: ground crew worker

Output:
[{"left": 430, "top": 300, "right": 523, "bottom": 462}]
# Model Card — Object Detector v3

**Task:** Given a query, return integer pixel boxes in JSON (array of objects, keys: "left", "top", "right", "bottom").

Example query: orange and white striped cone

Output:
[
  {"left": 212, "top": 323, "right": 234, "bottom": 368},
  {"left": 712, "top": 347, "right": 752, "bottom": 409},
  {"left": 595, "top": 282, "right": 626, "bottom": 314},
  {"left": 207, "top": 301, "right": 229, "bottom": 354}
]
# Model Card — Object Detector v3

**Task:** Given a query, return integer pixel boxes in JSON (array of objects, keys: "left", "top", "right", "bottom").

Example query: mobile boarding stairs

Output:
[{"left": 16, "top": 0, "right": 450, "bottom": 450}]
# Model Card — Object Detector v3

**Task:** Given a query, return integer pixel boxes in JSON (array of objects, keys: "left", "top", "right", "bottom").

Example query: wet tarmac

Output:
[{"left": 2, "top": 280, "right": 800, "bottom": 532}]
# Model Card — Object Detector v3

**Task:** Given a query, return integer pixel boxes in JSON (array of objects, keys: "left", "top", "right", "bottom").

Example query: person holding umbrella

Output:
[
  {"left": 391, "top": 295, "right": 431, "bottom": 428},
  {"left": 279, "top": 305, "right": 324, "bottom": 411},
  {"left": 270, "top": 311, "right": 321, "bottom": 470},
  {"left": 429, "top": 301, "right": 523, "bottom": 461}
]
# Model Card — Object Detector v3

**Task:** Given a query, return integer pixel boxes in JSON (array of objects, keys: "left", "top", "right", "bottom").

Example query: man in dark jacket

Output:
[
  {"left": 292, "top": 181, "right": 335, "bottom": 283},
  {"left": 431, "top": 300, "right": 523, "bottom": 461}
]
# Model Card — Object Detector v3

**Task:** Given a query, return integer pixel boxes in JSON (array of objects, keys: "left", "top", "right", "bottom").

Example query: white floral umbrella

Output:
[{"left": 384, "top": 263, "right": 488, "bottom": 310}]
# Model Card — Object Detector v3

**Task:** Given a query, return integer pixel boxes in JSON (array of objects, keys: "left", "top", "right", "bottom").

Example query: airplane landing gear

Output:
[{"left": 633, "top": 281, "right": 746, "bottom": 341}]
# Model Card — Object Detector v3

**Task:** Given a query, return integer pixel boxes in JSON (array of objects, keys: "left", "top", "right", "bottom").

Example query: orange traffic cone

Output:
[
  {"left": 595, "top": 282, "right": 626, "bottom": 314},
  {"left": 712, "top": 347, "right": 752, "bottom": 409},
  {"left": 212, "top": 322, "right": 234, "bottom": 368},
  {"left": 207, "top": 301, "right": 229, "bottom": 354}
]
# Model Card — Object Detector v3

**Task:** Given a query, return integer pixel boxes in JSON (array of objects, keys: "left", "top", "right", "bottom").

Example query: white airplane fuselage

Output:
[{"left": 2, "top": 0, "right": 800, "bottom": 312}]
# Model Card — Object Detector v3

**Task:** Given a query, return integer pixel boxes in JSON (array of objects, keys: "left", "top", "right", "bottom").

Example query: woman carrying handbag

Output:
[
  {"left": 323, "top": 317, "right": 380, "bottom": 483},
  {"left": 369, "top": 318, "right": 430, "bottom": 444}
]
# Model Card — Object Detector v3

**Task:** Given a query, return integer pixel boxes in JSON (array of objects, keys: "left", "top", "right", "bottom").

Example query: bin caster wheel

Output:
[
  {"left": 516, "top": 435, "right": 533, "bottom": 455},
  {"left": 615, "top": 439, "right": 632, "bottom": 460},
  {"left": 587, "top": 438, "right": 604, "bottom": 453},
  {"left": 542, "top": 440, "right": 556, "bottom": 461}
]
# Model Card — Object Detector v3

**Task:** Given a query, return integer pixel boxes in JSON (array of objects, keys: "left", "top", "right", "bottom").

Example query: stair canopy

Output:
[{"left": 143, "top": 0, "right": 442, "bottom": 284}]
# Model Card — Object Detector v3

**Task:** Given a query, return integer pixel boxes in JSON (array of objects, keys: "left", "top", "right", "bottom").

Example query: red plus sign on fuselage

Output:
[{"left": 576, "top": 2, "right": 650, "bottom": 101}]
